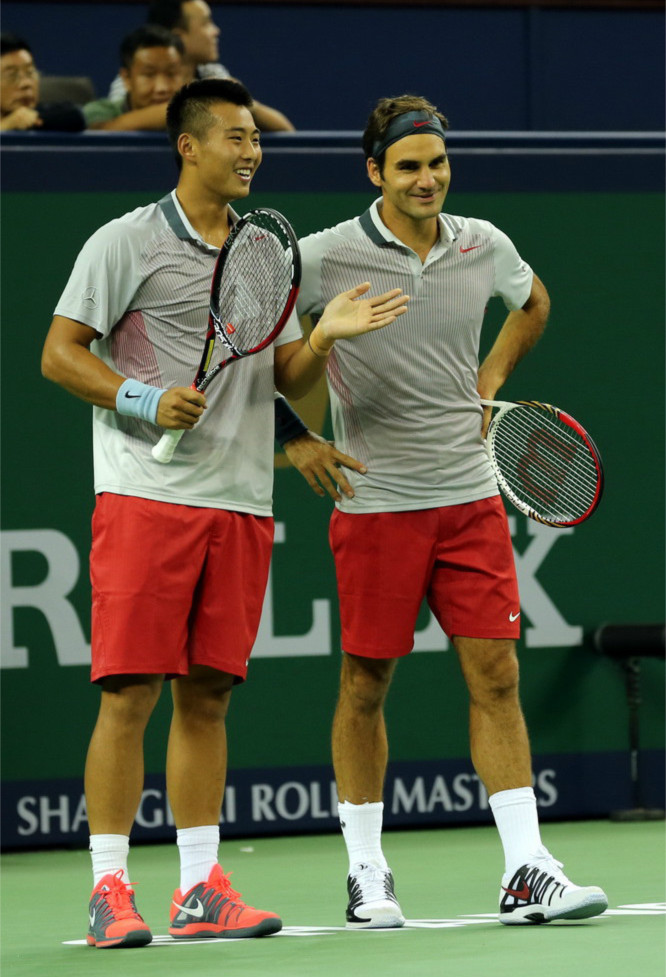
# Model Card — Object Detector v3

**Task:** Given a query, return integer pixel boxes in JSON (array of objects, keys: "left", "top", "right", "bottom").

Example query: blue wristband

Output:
[{"left": 116, "top": 378, "right": 166, "bottom": 425}]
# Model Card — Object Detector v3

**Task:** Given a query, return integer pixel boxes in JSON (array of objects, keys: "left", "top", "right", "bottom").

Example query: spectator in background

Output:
[
  {"left": 0, "top": 33, "right": 85, "bottom": 131},
  {"left": 108, "top": 0, "right": 294, "bottom": 131},
  {"left": 83, "top": 25, "right": 184, "bottom": 131}
]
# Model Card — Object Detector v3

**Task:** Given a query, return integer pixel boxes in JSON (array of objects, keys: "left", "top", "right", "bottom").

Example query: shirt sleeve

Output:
[
  {"left": 274, "top": 306, "right": 303, "bottom": 345},
  {"left": 82, "top": 98, "right": 124, "bottom": 127},
  {"left": 107, "top": 73, "right": 126, "bottom": 100},
  {"left": 197, "top": 62, "right": 232, "bottom": 80},
  {"left": 53, "top": 219, "right": 145, "bottom": 336},
  {"left": 296, "top": 232, "right": 327, "bottom": 318},
  {"left": 489, "top": 223, "right": 533, "bottom": 311}
]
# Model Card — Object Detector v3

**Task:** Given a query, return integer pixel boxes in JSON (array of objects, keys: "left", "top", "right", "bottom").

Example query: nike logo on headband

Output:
[{"left": 371, "top": 111, "right": 448, "bottom": 159}]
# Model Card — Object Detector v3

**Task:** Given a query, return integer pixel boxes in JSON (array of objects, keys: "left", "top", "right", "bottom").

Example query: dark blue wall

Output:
[{"left": 3, "top": 2, "right": 664, "bottom": 131}]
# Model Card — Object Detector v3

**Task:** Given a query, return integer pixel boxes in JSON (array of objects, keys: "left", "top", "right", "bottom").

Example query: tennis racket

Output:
[
  {"left": 481, "top": 399, "right": 604, "bottom": 527},
  {"left": 152, "top": 208, "right": 301, "bottom": 464}
]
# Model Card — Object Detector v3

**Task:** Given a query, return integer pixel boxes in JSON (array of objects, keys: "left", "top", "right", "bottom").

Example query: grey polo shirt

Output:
[
  {"left": 55, "top": 190, "right": 302, "bottom": 514},
  {"left": 297, "top": 199, "right": 533, "bottom": 513}
]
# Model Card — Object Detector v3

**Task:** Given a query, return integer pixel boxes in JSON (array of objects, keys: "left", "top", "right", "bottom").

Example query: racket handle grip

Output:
[{"left": 152, "top": 428, "right": 185, "bottom": 464}]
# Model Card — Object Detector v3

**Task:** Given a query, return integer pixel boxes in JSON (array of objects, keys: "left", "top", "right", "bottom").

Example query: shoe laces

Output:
[
  {"left": 99, "top": 869, "right": 141, "bottom": 919},
  {"left": 530, "top": 846, "right": 568, "bottom": 885},
  {"left": 208, "top": 866, "right": 245, "bottom": 906},
  {"left": 352, "top": 864, "right": 392, "bottom": 903}
]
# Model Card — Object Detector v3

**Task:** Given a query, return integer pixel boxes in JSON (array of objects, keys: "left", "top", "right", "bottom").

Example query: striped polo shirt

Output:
[
  {"left": 297, "top": 198, "right": 533, "bottom": 513},
  {"left": 54, "top": 190, "right": 302, "bottom": 514}
]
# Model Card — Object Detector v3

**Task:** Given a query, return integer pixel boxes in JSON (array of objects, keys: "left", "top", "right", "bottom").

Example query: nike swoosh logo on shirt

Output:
[
  {"left": 509, "top": 612, "right": 521, "bottom": 622},
  {"left": 460, "top": 245, "right": 481, "bottom": 253}
]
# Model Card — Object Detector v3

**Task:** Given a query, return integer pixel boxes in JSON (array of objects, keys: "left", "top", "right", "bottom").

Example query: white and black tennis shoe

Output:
[
  {"left": 346, "top": 863, "right": 405, "bottom": 929},
  {"left": 499, "top": 846, "right": 608, "bottom": 924}
]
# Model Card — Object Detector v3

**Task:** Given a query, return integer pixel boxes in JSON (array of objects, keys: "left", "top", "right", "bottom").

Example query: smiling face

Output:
[
  {"left": 368, "top": 133, "right": 451, "bottom": 229},
  {"left": 0, "top": 48, "right": 39, "bottom": 116},
  {"left": 180, "top": 101, "right": 262, "bottom": 204},
  {"left": 121, "top": 45, "right": 184, "bottom": 109}
]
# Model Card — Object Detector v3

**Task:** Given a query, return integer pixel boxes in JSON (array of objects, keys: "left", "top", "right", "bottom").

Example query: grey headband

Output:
[{"left": 371, "top": 110, "right": 447, "bottom": 159}]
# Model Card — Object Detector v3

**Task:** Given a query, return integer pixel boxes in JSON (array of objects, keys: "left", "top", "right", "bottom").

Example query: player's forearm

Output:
[
  {"left": 478, "top": 312, "right": 543, "bottom": 395},
  {"left": 478, "top": 275, "right": 550, "bottom": 397},
  {"left": 274, "top": 327, "right": 332, "bottom": 399},
  {"left": 42, "top": 334, "right": 124, "bottom": 410}
]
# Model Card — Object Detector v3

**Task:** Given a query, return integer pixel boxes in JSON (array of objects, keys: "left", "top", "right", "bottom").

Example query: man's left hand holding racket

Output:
[
  {"left": 152, "top": 206, "right": 409, "bottom": 463},
  {"left": 154, "top": 386, "right": 207, "bottom": 432}
]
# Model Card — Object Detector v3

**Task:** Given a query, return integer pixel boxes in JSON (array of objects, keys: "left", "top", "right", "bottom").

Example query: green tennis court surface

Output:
[{"left": 2, "top": 820, "right": 664, "bottom": 977}]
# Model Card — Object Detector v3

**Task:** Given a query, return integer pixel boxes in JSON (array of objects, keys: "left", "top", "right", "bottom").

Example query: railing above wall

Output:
[
  {"left": 18, "top": 0, "right": 666, "bottom": 7},
  {"left": 2, "top": 131, "right": 664, "bottom": 194}
]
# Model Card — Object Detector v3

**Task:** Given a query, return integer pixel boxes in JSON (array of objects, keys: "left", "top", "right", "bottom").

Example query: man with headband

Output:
[{"left": 297, "top": 95, "right": 608, "bottom": 929}]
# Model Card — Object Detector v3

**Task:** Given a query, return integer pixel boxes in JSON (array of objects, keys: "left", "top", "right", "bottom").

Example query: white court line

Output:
[
  {"left": 62, "top": 920, "right": 492, "bottom": 947},
  {"left": 62, "top": 905, "right": 666, "bottom": 946}
]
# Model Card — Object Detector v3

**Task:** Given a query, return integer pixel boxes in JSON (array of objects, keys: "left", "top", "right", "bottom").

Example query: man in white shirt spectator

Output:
[{"left": 107, "top": 0, "right": 294, "bottom": 131}]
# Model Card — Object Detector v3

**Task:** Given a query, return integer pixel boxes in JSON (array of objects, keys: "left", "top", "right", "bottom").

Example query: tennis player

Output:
[
  {"left": 296, "top": 94, "right": 608, "bottom": 928},
  {"left": 40, "top": 78, "right": 408, "bottom": 949}
]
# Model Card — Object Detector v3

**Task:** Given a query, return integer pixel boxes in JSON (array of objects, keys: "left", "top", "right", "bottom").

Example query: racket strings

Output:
[
  {"left": 495, "top": 424, "right": 597, "bottom": 511},
  {"left": 213, "top": 216, "right": 294, "bottom": 355},
  {"left": 497, "top": 423, "right": 598, "bottom": 508},
  {"left": 496, "top": 440, "right": 596, "bottom": 516},
  {"left": 494, "top": 422, "right": 597, "bottom": 515},
  {"left": 491, "top": 409, "right": 599, "bottom": 520}
]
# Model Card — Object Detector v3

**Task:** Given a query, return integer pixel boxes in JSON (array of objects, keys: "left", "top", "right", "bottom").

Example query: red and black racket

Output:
[
  {"left": 152, "top": 208, "right": 301, "bottom": 463},
  {"left": 481, "top": 399, "right": 604, "bottom": 527}
]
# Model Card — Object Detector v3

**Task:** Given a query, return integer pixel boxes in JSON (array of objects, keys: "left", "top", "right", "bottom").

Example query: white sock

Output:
[
  {"left": 489, "top": 786, "right": 543, "bottom": 876},
  {"left": 177, "top": 825, "right": 220, "bottom": 894},
  {"left": 89, "top": 834, "right": 130, "bottom": 887},
  {"left": 338, "top": 801, "right": 388, "bottom": 872}
]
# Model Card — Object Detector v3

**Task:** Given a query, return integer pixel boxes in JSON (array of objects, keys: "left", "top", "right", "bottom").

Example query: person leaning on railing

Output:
[{"left": 0, "top": 32, "right": 85, "bottom": 132}]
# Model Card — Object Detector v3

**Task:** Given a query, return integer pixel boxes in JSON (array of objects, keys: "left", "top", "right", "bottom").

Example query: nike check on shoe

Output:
[
  {"left": 346, "top": 863, "right": 405, "bottom": 929},
  {"left": 169, "top": 864, "right": 282, "bottom": 939},
  {"left": 87, "top": 870, "right": 152, "bottom": 948},
  {"left": 499, "top": 847, "right": 608, "bottom": 924}
]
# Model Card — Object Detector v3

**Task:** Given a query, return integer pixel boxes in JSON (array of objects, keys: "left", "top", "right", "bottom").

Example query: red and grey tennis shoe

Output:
[
  {"left": 87, "top": 870, "right": 152, "bottom": 948},
  {"left": 169, "top": 864, "right": 282, "bottom": 939},
  {"left": 499, "top": 847, "right": 608, "bottom": 924},
  {"left": 346, "top": 863, "right": 405, "bottom": 929}
]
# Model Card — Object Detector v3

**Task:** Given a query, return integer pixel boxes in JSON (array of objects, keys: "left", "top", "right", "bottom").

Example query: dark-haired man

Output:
[
  {"left": 297, "top": 94, "right": 608, "bottom": 929},
  {"left": 41, "top": 78, "right": 408, "bottom": 949},
  {"left": 83, "top": 25, "right": 185, "bottom": 130},
  {"left": 0, "top": 32, "right": 85, "bottom": 131},
  {"left": 107, "top": 0, "right": 293, "bottom": 131}
]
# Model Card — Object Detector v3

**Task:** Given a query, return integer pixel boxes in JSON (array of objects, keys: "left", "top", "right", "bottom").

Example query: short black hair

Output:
[
  {"left": 0, "top": 33, "right": 32, "bottom": 57},
  {"left": 166, "top": 78, "right": 254, "bottom": 169},
  {"left": 146, "top": 0, "right": 188, "bottom": 32},
  {"left": 119, "top": 24, "right": 184, "bottom": 70}
]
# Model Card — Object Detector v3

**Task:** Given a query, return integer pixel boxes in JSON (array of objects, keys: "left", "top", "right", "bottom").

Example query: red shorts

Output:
[
  {"left": 329, "top": 496, "right": 520, "bottom": 658},
  {"left": 90, "top": 493, "right": 274, "bottom": 683}
]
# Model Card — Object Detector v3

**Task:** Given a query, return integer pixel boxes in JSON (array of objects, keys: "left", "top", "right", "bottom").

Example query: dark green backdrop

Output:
[{"left": 2, "top": 185, "right": 664, "bottom": 845}]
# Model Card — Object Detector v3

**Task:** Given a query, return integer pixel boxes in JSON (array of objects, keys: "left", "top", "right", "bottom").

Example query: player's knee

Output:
[
  {"left": 479, "top": 654, "right": 520, "bottom": 702},
  {"left": 173, "top": 669, "right": 234, "bottom": 723},
  {"left": 463, "top": 643, "right": 520, "bottom": 704},
  {"left": 340, "top": 654, "right": 394, "bottom": 712},
  {"left": 99, "top": 676, "right": 163, "bottom": 726}
]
